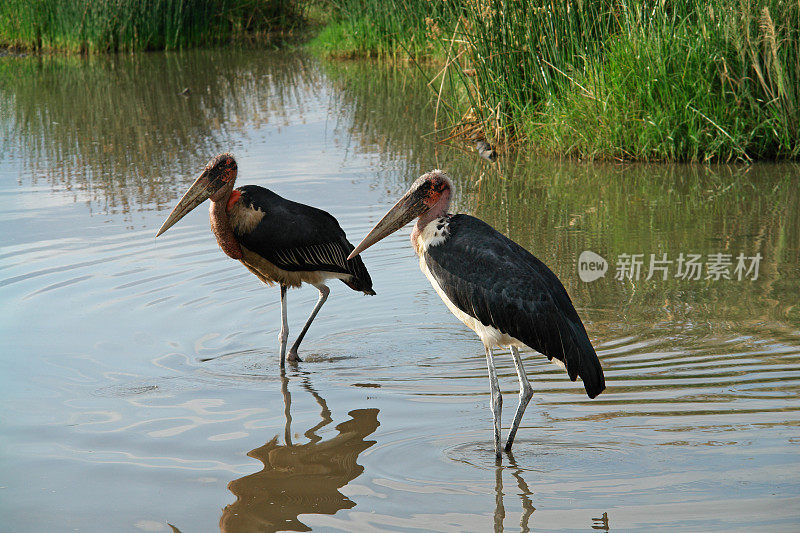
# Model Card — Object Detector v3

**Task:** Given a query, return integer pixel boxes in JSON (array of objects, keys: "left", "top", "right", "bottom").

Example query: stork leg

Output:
[
  {"left": 279, "top": 284, "right": 289, "bottom": 366},
  {"left": 504, "top": 346, "right": 533, "bottom": 452},
  {"left": 287, "top": 284, "right": 330, "bottom": 363},
  {"left": 485, "top": 346, "right": 503, "bottom": 459}
]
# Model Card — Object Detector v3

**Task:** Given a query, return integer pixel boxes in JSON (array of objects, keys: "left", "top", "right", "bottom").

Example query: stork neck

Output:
[
  {"left": 210, "top": 193, "right": 243, "bottom": 260},
  {"left": 412, "top": 187, "right": 451, "bottom": 249}
]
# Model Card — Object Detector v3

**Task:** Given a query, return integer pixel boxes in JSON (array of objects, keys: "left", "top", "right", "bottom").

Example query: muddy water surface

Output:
[{"left": 1, "top": 50, "right": 799, "bottom": 532}]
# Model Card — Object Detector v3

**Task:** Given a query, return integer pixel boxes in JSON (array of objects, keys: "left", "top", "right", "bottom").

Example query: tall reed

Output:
[
  {"left": 311, "top": 0, "right": 452, "bottom": 59},
  {"left": 316, "top": 0, "right": 799, "bottom": 161},
  {"left": 0, "top": 0, "right": 305, "bottom": 52}
]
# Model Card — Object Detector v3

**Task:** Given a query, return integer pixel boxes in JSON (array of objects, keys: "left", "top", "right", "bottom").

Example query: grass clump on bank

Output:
[
  {"left": 465, "top": 0, "right": 799, "bottom": 162},
  {"left": 0, "top": 0, "right": 307, "bottom": 52},
  {"left": 315, "top": 0, "right": 799, "bottom": 162},
  {"left": 309, "top": 0, "right": 451, "bottom": 60}
]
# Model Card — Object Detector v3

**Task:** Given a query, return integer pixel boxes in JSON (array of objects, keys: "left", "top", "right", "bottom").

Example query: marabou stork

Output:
[
  {"left": 348, "top": 170, "right": 605, "bottom": 457},
  {"left": 156, "top": 153, "right": 375, "bottom": 365}
]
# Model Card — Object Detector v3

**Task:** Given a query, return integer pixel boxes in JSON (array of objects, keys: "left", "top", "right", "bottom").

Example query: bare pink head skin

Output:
[
  {"left": 410, "top": 170, "right": 452, "bottom": 246},
  {"left": 155, "top": 153, "right": 242, "bottom": 259},
  {"left": 348, "top": 170, "right": 453, "bottom": 260}
]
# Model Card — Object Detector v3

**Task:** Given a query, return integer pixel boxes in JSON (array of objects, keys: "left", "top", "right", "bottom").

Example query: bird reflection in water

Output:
[
  {"left": 220, "top": 372, "right": 379, "bottom": 532},
  {"left": 493, "top": 456, "right": 610, "bottom": 532},
  {"left": 494, "top": 451, "right": 535, "bottom": 533}
]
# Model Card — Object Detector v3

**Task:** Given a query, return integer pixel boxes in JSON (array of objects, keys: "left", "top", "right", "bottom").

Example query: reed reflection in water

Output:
[
  {"left": 0, "top": 50, "right": 321, "bottom": 216},
  {"left": 220, "top": 372, "right": 379, "bottom": 533}
]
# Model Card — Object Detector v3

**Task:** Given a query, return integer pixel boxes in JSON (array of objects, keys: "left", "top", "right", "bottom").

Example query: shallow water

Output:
[{"left": 1, "top": 50, "right": 799, "bottom": 532}]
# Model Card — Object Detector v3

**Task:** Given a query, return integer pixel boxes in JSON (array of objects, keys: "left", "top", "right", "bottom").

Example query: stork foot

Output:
[{"left": 287, "top": 350, "right": 302, "bottom": 363}]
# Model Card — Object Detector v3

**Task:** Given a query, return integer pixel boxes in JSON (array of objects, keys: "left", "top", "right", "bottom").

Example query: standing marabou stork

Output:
[
  {"left": 348, "top": 170, "right": 605, "bottom": 457},
  {"left": 156, "top": 153, "right": 375, "bottom": 365}
]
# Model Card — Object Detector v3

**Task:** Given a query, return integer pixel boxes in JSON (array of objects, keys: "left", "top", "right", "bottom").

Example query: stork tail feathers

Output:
[
  {"left": 569, "top": 323, "right": 605, "bottom": 398},
  {"left": 579, "top": 352, "right": 605, "bottom": 399},
  {"left": 344, "top": 255, "right": 376, "bottom": 295}
]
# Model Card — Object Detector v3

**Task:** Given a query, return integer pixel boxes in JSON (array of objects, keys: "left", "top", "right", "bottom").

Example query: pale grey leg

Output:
[
  {"left": 485, "top": 346, "right": 503, "bottom": 458},
  {"left": 287, "top": 284, "right": 330, "bottom": 362},
  {"left": 505, "top": 345, "right": 533, "bottom": 452},
  {"left": 279, "top": 285, "right": 289, "bottom": 367}
]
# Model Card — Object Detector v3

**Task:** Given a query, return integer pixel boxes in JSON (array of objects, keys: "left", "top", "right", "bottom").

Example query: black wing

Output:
[
  {"left": 425, "top": 215, "right": 604, "bottom": 398},
  {"left": 234, "top": 185, "right": 374, "bottom": 294}
]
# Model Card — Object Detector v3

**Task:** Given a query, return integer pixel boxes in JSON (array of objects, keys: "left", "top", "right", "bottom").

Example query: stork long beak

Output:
[
  {"left": 155, "top": 169, "right": 213, "bottom": 237},
  {"left": 348, "top": 188, "right": 427, "bottom": 259}
]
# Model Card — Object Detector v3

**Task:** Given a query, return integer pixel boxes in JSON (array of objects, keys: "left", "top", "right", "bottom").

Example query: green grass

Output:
[
  {"left": 314, "top": 0, "right": 799, "bottom": 162},
  {"left": 5, "top": 0, "right": 796, "bottom": 160},
  {"left": 513, "top": 1, "right": 800, "bottom": 162},
  {"left": 309, "top": 0, "right": 451, "bottom": 60},
  {"left": 0, "top": 0, "right": 307, "bottom": 52}
]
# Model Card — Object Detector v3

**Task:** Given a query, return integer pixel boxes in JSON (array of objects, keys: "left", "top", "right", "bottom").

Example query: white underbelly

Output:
[{"left": 419, "top": 255, "right": 525, "bottom": 349}]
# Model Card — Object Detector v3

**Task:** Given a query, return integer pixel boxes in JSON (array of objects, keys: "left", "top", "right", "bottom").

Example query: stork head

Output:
[
  {"left": 156, "top": 153, "right": 238, "bottom": 237},
  {"left": 348, "top": 170, "right": 452, "bottom": 259}
]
